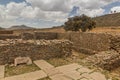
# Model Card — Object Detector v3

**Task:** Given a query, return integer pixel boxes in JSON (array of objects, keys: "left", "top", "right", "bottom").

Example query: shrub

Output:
[{"left": 64, "top": 14, "right": 96, "bottom": 32}]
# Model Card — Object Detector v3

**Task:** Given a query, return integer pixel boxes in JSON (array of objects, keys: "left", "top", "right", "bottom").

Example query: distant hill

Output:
[
  {"left": 9, "top": 25, "right": 34, "bottom": 30},
  {"left": 0, "top": 27, "right": 4, "bottom": 30},
  {"left": 94, "top": 13, "right": 120, "bottom": 27}
]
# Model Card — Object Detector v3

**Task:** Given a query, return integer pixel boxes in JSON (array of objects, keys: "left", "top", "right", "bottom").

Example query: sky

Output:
[{"left": 0, "top": 0, "right": 120, "bottom": 28}]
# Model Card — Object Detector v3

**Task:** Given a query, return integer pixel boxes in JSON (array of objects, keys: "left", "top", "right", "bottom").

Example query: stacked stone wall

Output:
[
  {"left": 58, "top": 32, "right": 110, "bottom": 54},
  {"left": 0, "top": 40, "right": 72, "bottom": 65}
]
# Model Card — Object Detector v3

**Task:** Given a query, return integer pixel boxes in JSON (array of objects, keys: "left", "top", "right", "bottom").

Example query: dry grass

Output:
[
  {"left": 90, "top": 27, "right": 120, "bottom": 33},
  {"left": 47, "top": 50, "right": 89, "bottom": 67},
  {"left": 2, "top": 26, "right": 120, "bottom": 36},
  {"left": 47, "top": 58, "right": 70, "bottom": 67},
  {"left": 5, "top": 64, "right": 40, "bottom": 77}
]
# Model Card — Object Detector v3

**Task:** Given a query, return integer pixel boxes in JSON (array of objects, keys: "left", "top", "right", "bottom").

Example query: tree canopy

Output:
[{"left": 64, "top": 14, "right": 96, "bottom": 32}]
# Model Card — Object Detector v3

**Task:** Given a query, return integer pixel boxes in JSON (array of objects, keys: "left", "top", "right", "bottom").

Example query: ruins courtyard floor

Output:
[
  {"left": 0, "top": 59, "right": 113, "bottom": 80},
  {"left": 0, "top": 51, "right": 119, "bottom": 80}
]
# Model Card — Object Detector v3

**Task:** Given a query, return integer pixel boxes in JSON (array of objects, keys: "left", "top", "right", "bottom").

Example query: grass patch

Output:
[
  {"left": 47, "top": 58, "right": 71, "bottom": 67},
  {"left": 46, "top": 50, "right": 89, "bottom": 67},
  {"left": 5, "top": 63, "right": 40, "bottom": 77}
]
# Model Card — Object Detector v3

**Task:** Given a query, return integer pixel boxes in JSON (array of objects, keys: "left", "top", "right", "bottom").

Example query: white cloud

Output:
[
  {"left": 25, "top": 0, "right": 119, "bottom": 18},
  {"left": 111, "top": 6, "right": 120, "bottom": 13},
  {"left": 0, "top": 5, "right": 6, "bottom": 22},
  {"left": 6, "top": 2, "right": 26, "bottom": 16},
  {"left": 21, "top": 6, "right": 39, "bottom": 19},
  {"left": 77, "top": 8, "right": 105, "bottom": 17},
  {"left": 0, "top": 0, "right": 119, "bottom": 28},
  {"left": 26, "top": 0, "right": 71, "bottom": 13}
]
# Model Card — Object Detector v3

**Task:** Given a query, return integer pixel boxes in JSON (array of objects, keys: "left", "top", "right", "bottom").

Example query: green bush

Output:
[{"left": 64, "top": 14, "right": 96, "bottom": 32}]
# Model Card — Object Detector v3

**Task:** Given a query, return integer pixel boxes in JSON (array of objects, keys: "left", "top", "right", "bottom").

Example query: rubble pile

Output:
[
  {"left": 109, "top": 34, "right": 120, "bottom": 52},
  {"left": 84, "top": 50, "right": 120, "bottom": 70}
]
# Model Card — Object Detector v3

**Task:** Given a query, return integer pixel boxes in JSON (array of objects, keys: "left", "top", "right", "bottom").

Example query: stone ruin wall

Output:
[
  {"left": 109, "top": 34, "right": 120, "bottom": 53},
  {"left": 58, "top": 32, "right": 111, "bottom": 54},
  {"left": 0, "top": 32, "right": 57, "bottom": 40},
  {"left": 0, "top": 30, "right": 14, "bottom": 34},
  {"left": 0, "top": 40, "right": 72, "bottom": 65},
  {"left": 1, "top": 31, "right": 120, "bottom": 54},
  {"left": 58, "top": 32, "right": 120, "bottom": 70},
  {"left": 21, "top": 32, "right": 58, "bottom": 40},
  {"left": 21, "top": 32, "right": 116, "bottom": 54},
  {"left": 1, "top": 31, "right": 120, "bottom": 70},
  {"left": 84, "top": 50, "right": 120, "bottom": 70}
]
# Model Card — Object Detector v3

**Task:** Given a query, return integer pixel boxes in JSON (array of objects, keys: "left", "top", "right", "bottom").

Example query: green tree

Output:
[{"left": 64, "top": 14, "right": 96, "bottom": 32}]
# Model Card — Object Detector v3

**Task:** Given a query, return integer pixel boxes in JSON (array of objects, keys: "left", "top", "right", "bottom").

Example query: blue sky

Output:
[
  {"left": 0, "top": 0, "right": 25, "bottom": 5},
  {"left": 103, "top": 1, "right": 120, "bottom": 14},
  {"left": 0, "top": 0, "right": 120, "bottom": 28}
]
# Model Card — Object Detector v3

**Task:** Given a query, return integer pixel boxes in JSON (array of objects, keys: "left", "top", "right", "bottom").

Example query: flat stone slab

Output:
[
  {"left": 45, "top": 68, "right": 62, "bottom": 76},
  {"left": 56, "top": 63, "right": 107, "bottom": 80},
  {"left": 62, "top": 70, "right": 82, "bottom": 80},
  {"left": 56, "top": 63, "right": 83, "bottom": 80},
  {"left": 0, "top": 65, "right": 5, "bottom": 79},
  {"left": 0, "top": 60, "right": 107, "bottom": 80},
  {"left": 78, "top": 67, "right": 93, "bottom": 74},
  {"left": 50, "top": 74, "right": 72, "bottom": 80},
  {"left": 89, "top": 72, "right": 106, "bottom": 80},
  {"left": 2, "top": 70, "right": 47, "bottom": 80},
  {"left": 56, "top": 63, "right": 82, "bottom": 72},
  {"left": 34, "top": 60, "right": 54, "bottom": 71}
]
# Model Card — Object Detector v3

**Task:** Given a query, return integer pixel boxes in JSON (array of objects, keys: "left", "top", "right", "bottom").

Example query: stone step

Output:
[
  {"left": 0, "top": 65, "right": 5, "bottom": 79},
  {"left": 34, "top": 60, "right": 54, "bottom": 71}
]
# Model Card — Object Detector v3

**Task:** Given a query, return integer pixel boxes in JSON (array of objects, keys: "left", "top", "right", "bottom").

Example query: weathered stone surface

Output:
[
  {"left": 56, "top": 63, "right": 107, "bottom": 80},
  {"left": 0, "top": 65, "right": 4, "bottom": 79},
  {"left": 50, "top": 74, "right": 72, "bottom": 80},
  {"left": 109, "top": 34, "right": 120, "bottom": 52},
  {"left": 3, "top": 70, "right": 47, "bottom": 80},
  {"left": 34, "top": 32, "right": 58, "bottom": 40},
  {"left": 45, "top": 68, "right": 62, "bottom": 76},
  {"left": 0, "top": 60, "right": 108, "bottom": 80},
  {"left": 34, "top": 60, "right": 54, "bottom": 71},
  {"left": 58, "top": 32, "right": 110, "bottom": 54},
  {"left": 62, "top": 70, "right": 82, "bottom": 80},
  {"left": 0, "top": 40, "right": 72, "bottom": 65},
  {"left": 78, "top": 67, "right": 92, "bottom": 74},
  {"left": 84, "top": 50, "right": 120, "bottom": 70},
  {"left": 0, "top": 31, "right": 13, "bottom": 34},
  {"left": 89, "top": 72, "right": 106, "bottom": 80},
  {"left": 0, "top": 35, "right": 20, "bottom": 40},
  {"left": 21, "top": 33, "right": 34, "bottom": 40},
  {"left": 56, "top": 63, "right": 82, "bottom": 72},
  {"left": 14, "top": 57, "right": 32, "bottom": 66}
]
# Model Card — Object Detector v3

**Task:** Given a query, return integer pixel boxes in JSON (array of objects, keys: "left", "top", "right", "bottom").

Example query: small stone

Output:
[{"left": 14, "top": 57, "right": 32, "bottom": 66}]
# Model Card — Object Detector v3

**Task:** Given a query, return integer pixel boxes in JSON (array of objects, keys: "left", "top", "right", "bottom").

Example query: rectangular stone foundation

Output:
[{"left": 0, "top": 40, "right": 72, "bottom": 65}]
